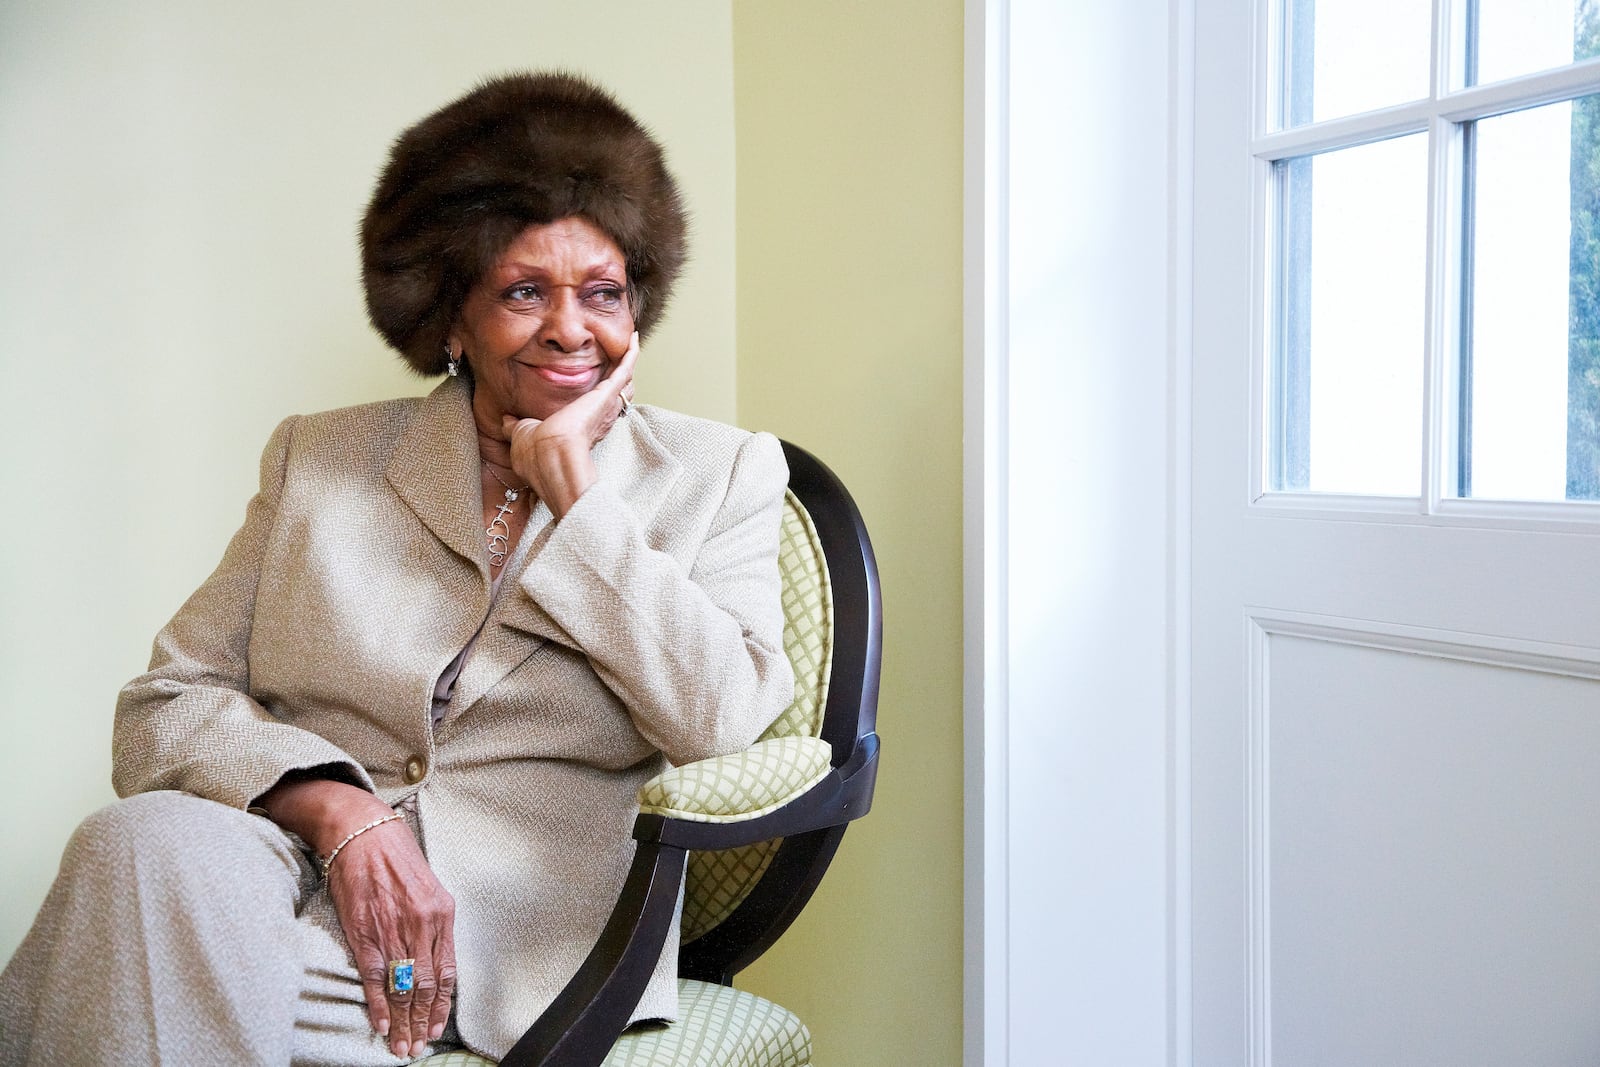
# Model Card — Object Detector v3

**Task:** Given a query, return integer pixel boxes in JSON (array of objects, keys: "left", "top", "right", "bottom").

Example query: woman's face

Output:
[{"left": 452, "top": 216, "right": 636, "bottom": 423}]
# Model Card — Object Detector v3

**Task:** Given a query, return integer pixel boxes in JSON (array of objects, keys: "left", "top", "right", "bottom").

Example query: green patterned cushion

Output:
[
  {"left": 759, "top": 490, "right": 833, "bottom": 742},
  {"left": 605, "top": 980, "right": 810, "bottom": 1067},
  {"left": 412, "top": 978, "right": 810, "bottom": 1067},
  {"left": 638, "top": 737, "right": 832, "bottom": 823},
  {"left": 680, "top": 838, "right": 781, "bottom": 943},
  {"left": 415, "top": 1053, "right": 496, "bottom": 1066}
]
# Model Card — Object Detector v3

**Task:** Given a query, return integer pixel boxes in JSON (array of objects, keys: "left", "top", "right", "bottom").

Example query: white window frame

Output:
[{"left": 1249, "top": 0, "right": 1600, "bottom": 529}]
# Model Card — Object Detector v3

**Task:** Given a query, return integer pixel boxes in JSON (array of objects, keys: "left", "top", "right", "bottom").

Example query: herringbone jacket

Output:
[{"left": 112, "top": 376, "right": 794, "bottom": 1058}]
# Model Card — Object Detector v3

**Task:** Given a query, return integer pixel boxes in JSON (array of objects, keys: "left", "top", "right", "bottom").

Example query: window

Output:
[{"left": 1262, "top": 0, "right": 1600, "bottom": 503}]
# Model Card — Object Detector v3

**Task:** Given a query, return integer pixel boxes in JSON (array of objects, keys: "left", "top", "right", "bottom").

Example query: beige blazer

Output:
[{"left": 112, "top": 376, "right": 795, "bottom": 1058}]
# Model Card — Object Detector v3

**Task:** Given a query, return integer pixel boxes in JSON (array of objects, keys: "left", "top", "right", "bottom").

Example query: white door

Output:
[{"left": 1191, "top": 1, "right": 1600, "bottom": 1064}]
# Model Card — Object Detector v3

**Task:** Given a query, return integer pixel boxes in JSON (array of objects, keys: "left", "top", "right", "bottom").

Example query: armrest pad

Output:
[{"left": 638, "top": 736, "right": 833, "bottom": 823}]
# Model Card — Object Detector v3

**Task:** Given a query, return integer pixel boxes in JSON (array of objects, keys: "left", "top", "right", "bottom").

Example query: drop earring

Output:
[{"left": 445, "top": 343, "right": 461, "bottom": 377}]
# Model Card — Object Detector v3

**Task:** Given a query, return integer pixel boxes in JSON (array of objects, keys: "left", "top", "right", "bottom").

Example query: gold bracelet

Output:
[{"left": 320, "top": 812, "right": 403, "bottom": 876}]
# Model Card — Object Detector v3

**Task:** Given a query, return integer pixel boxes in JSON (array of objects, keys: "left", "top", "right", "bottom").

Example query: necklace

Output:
[{"left": 484, "top": 465, "right": 530, "bottom": 569}]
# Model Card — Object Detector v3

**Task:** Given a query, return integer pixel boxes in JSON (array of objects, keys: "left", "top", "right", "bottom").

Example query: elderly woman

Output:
[{"left": 0, "top": 73, "right": 793, "bottom": 1065}]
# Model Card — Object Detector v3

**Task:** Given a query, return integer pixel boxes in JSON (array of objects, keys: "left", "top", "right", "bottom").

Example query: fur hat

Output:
[{"left": 361, "top": 72, "right": 688, "bottom": 375}]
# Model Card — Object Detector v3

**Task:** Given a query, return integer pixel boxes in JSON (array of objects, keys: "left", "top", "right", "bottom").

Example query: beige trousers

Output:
[{"left": 0, "top": 791, "right": 458, "bottom": 1066}]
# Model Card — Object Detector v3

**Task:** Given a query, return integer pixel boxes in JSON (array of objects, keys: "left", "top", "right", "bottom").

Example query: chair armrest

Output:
[
  {"left": 637, "top": 736, "right": 833, "bottom": 823},
  {"left": 635, "top": 732, "right": 879, "bottom": 851}
]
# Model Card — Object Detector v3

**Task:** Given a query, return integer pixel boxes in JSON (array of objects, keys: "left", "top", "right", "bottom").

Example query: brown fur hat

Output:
[{"left": 361, "top": 71, "right": 688, "bottom": 375}]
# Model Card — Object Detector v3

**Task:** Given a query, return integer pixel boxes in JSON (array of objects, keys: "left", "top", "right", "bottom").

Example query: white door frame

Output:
[
  {"left": 962, "top": 1, "right": 1197, "bottom": 1063},
  {"left": 962, "top": 0, "right": 1011, "bottom": 1062}
]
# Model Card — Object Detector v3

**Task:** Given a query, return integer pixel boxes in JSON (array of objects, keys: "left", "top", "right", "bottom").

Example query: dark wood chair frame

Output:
[{"left": 501, "top": 441, "right": 883, "bottom": 1067}]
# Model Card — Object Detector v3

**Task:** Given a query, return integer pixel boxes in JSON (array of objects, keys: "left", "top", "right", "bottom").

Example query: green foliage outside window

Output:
[{"left": 1568, "top": 0, "right": 1600, "bottom": 498}]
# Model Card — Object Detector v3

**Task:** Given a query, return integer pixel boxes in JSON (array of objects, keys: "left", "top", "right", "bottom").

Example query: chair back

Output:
[{"left": 677, "top": 440, "right": 881, "bottom": 981}]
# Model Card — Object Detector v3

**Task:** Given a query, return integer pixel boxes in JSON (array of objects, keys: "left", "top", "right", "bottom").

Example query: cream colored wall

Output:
[
  {"left": 731, "top": 3, "right": 966, "bottom": 1064},
  {"left": 0, "top": 0, "right": 738, "bottom": 960}
]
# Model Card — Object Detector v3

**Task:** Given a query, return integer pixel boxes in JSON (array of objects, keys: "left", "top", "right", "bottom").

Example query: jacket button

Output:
[{"left": 404, "top": 757, "right": 426, "bottom": 784}]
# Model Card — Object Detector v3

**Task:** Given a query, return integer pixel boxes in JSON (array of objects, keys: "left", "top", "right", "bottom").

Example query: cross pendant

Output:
[{"left": 487, "top": 501, "right": 516, "bottom": 567}]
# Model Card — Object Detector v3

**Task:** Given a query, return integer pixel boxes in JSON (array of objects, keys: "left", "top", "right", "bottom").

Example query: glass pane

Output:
[
  {"left": 1470, "top": 0, "right": 1600, "bottom": 87},
  {"left": 1462, "top": 94, "right": 1600, "bottom": 500},
  {"left": 1272, "top": 136, "right": 1428, "bottom": 495},
  {"left": 1283, "top": 0, "right": 1433, "bottom": 127}
]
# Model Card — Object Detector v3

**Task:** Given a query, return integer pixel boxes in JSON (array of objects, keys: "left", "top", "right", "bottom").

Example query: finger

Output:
[
  {"left": 355, "top": 949, "right": 393, "bottom": 1040},
  {"left": 381, "top": 953, "right": 424, "bottom": 1058},
  {"left": 428, "top": 925, "right": 458, "bottom": 1042},
  {"left": 604, "top": 344, "right": 638, "bottom": 423},
  {"left": 614, "top": 331, "right": 640, "bottom": 389},
  {"left": 332, "top": 869, "right": 399, "bottom": 1041},
  {"left": 597, "top": 332, "right": 637, "bottom": 394},
  {"left": 388, "top": 991, "right": 413, "bottom": 1056},
  {"left": 413, "top": 890, "right": 456, "bottom": 1047},
  {"left": 401, "top": 956, "right": 435, "bottom": 1057},
  {"left": 501, "top": 413, "right": 545, "bottom": 444},
  {"left": 399, "top": 890, "right": 456, "bottom": 1055}
]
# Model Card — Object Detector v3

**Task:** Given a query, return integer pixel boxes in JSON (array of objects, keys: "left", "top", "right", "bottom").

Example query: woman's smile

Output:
[{"left": 521, "top": 360, "right": 604, "bottom": 389}]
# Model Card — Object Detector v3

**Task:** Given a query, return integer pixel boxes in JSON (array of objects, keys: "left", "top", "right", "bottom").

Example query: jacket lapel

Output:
[
  {"left": 448, "top": 410, "right": 685, "bottom": 715},
  {"left": 385, "top": 377, "right": 490, "bottom": 578}
]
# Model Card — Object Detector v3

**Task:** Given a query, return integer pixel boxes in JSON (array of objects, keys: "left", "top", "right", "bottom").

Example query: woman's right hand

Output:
[
  {"left": 256, "top": 777, "right": 457, "bottom": 1058},
  {"left": 325, "top": 816, "right": 458, "bottom": 1059}
]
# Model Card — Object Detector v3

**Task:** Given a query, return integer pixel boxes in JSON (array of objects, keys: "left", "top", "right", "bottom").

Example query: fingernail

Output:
[
  {"left": 377, "top": 1020, "right": 389, "bottom": 1037},
  {"left": 431, "top": 1023, "right": 445, "bottom": 1039}
]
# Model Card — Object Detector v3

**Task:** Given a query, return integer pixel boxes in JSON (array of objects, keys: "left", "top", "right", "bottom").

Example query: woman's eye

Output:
[
  {"left": 587, "top": 287, "right": 624, "bottom": 308},
  {"left": 506, "top": 284, "right": 542, "bottom": 302}
]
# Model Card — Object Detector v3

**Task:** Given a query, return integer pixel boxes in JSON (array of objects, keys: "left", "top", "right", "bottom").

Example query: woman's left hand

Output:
[{"left": 501, "top": 331, "right": 638, "bottom": 519}]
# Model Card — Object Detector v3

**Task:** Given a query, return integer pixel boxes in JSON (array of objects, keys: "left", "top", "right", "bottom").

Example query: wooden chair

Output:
[{"left": 420, "top": 440, "right": 882, "bottom": 1067}]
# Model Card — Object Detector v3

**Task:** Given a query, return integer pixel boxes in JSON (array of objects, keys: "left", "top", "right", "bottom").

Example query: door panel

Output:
[
  {"left": 1191, "top": 2, "right": 1600, "bottom": 1064},
  {"left": 1262, "top": 632, "right": 1600, "bottom": 1066}
]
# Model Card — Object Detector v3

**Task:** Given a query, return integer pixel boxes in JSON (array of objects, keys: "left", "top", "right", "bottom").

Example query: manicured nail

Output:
[
  {"left": 431, "top": 1023, "right": 445, "bottom": 1039},
  {"left": 377, "top": 1019, "right": 389, "bottom": 1037}
]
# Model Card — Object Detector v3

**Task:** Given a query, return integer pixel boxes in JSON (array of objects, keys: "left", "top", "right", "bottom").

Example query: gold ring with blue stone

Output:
[{"left": 388, "top": 958, "right": 415, "bottom": 995}]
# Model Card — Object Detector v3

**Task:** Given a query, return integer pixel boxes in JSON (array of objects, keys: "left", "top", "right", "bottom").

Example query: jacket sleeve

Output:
[
  {"left": 517, "top": 431, "right": 795, "bottom": 766},
  {"left": 112, "top": 416, "right": 374, "bottom": 808}
]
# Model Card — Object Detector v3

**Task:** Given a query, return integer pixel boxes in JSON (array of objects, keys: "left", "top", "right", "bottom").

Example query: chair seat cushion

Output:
[{"left": 414, "top": 978, "right": 811, "bottom": 1067}]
